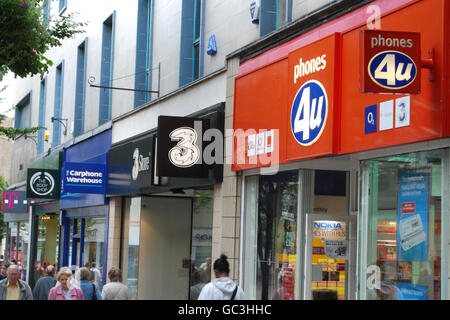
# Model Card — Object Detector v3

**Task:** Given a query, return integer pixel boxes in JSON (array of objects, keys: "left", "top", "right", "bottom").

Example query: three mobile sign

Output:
[{"left": 360, "top": 30, "right": 421, "bottom": 94}]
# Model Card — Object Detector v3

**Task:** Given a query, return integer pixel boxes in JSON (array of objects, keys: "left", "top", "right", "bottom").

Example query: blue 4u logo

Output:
[
  {"left": 368, "top": 51, "right": 417, "bottom": 89},
  {"left": 291, "top": 80, "right": 328, "bottom": 146}
]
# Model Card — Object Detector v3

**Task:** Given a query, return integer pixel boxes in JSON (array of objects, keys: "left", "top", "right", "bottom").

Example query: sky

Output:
[{"left": 0, "top": 72, "right": 16, "bottom": 118}]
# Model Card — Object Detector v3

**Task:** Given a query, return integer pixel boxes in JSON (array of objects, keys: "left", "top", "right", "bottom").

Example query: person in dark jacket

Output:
[
  {"left": 32, "top": 265, "right": 57, "bottom": 300},
  {"left": 78, "top": 267, "right": 102, "bottom": 300}
]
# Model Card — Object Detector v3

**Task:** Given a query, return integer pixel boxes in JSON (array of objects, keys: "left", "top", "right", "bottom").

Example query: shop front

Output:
[
  {"left": 2, "top": 190, "right": 30, "bottom": 280},
  {"left": 60, "top": 128, "right": 111, "bottom": 287},
  {"left": 107, "top": 103, "right": 224, "bottom": 299},
  {"left": 25, "top": 151, "right": 62, "bottom": 288},
  {"left": 232, "top": 0, "right": 450, "bottom": 300}
]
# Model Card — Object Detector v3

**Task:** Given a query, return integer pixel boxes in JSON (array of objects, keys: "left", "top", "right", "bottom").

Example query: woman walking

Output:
[
  {"left": 101, "top": 267, "right": 133, "bottom": 300},
  {"left": 48, "top": 267, "right": 84, "bottom": 300}
]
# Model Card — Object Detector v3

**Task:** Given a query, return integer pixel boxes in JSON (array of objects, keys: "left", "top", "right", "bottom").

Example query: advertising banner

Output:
[
  {"left": 397, "top": 168, "right": 429, "bottom": 261},
  {"left": 26, "top": 168, "right": 60, "bottom": 199},
  {"left": 62, "top": 162, "right": 107, "bottom": 194}
]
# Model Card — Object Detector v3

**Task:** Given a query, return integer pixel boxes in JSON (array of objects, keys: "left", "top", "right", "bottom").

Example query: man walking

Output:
[
  {"left": 0, "top": 265, "right": 33, "bottom": 300},
  {"left": 33, "top": 265, "right": 57, "bottom": 300}
]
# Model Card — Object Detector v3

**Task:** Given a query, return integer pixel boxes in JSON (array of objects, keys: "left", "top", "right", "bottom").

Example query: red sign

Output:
[
  {"left": 232, "top": 0, "right": 448, "bottom": 171},
  {"left": 286, "top": 33, "right": 341, "bottom": 161},
  {"left": 401, "top": 202, "right": 416, "bottom": 215},
  {"left": 360, "top": 30, "right": 421, "bottom": 94}
]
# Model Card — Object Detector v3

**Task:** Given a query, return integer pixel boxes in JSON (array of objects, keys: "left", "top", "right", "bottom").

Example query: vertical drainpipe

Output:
[
  {"left": 199, "top": 0, "right": 206, "bottom": 78},
  {"left": 146, "top": 0, "right": 155, "bottom": 103}
]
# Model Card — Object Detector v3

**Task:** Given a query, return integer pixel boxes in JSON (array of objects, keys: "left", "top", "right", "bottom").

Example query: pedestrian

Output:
[
  {"left": 0, "top": 264, "right": 33, "bottom": 300},
  {"left": 197, "top": 254, "right": 245, "bottom": 300},
  {"left": 78, "top": 267, "right": 102, "bottom": 300},
  {"left": 0, "top": 261, "right": 9, "bottom": 281},
  {"left": 90, "top": 262, "right": 102, "bottom": 289},
  {"left": 48, "top": 267, "right": 84, "bottom": 300},
  {"left": 101, "top": 267, "right": 133, "bottom": 300},
  {"left": 32, "top": 264, "right": 57, "bottom": 300}
]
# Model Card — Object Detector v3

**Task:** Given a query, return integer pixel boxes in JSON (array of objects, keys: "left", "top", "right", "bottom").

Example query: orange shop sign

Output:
[{"left": 232, "top": 0, "right": 448, "bottom": 171}]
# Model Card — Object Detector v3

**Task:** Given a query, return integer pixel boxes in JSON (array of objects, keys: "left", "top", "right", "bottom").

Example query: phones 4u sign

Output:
[{"left": 360, "top": 30, "right": 421, "bottom": 94}]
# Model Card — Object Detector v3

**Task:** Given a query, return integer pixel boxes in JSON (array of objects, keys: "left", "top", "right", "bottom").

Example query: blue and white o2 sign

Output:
[
  {"left": 290, "top": 80, "right": 328, "bottom": 146},
  {"left": 368, "top": 51, "right": 417, "bottom": 90}
]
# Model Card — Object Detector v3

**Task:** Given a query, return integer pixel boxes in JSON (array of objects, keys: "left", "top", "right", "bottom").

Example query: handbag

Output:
[{"left": 92, "top": 283, "right": 97, "bottom": 300}]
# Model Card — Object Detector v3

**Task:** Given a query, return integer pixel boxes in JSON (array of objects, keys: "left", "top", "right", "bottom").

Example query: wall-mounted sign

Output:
[
  {"left": 26, "top": 168, "right": 60, "bottom": 199},
  {"left": 2, "top": 191, "right": 29, "bottom": 214},
  {"left": 250, "top": 0, "right": 260, "bottom": 24},
  {"left": 107, "top": 133, "right": 154, "bottom": 194},
  {"left": 157, "top": 116, "right": 211, "bottom": 178},
  {"left": 61, "top": 162, "right": 107, "bottom": 194},
  {"left": 313, "top": 220, "right": 346, "bottom": 241},
  {"left": 360, "top": 30, "right": 421, "bottom": 94},
  {"left": 287, "top": 33, "right": 340, "bottom": 161}
]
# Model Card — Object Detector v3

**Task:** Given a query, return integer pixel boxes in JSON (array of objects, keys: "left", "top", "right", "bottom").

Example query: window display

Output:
[{"left": 360, "top": 150, "right": 444, "bottom": 300}]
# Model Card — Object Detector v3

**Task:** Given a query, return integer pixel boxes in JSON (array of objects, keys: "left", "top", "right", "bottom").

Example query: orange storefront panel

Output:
[
  {"left": 339, "top": 0, "right": 446, "bottom": 154},
  {"left": 232, "top": 0, "right": 450, "bottom": 171}
]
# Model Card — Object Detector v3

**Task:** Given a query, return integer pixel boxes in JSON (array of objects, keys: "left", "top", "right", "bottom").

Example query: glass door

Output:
[{"left": 304, "top": 214, "right": 357, "bottom": 300}]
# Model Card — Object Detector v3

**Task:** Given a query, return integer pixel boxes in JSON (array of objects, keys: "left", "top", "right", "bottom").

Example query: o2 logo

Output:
[
  {"left": 169, "top": 127, "right": 200, "bottom": 168},
  {"left": 290, "top": 80, "right": 328, "bottom": 146},
  {"left": 368, "top": 51, "right": 417, "bottom": 89}
]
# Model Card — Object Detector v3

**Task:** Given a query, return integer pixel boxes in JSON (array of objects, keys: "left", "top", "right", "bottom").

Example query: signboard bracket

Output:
[{"left": 421, "top": 48, "right": 434, "bottom": 82}]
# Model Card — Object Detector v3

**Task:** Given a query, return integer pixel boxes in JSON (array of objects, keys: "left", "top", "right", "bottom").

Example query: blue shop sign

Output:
[{"left": 62, "top": 162, "right": 107, "bottom": 194}]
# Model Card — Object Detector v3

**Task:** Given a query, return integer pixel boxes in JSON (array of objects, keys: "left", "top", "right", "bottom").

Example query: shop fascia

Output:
[{"left": 232, "top": 26, "right": 442, "bottom": 171}]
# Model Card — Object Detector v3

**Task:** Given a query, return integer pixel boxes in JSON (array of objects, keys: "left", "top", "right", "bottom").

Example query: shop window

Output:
[
  {"left": 360, "top": 150, "right": 445, "bottom": 300},
  {"left": 189, "top": 189, "right": 214, "bottom": 300},
  {"left": 243, "top": 171, "right": 299, "bottom": 300},
  {"left": 34, "top": 215, "right": 60, "bottom": 284},
  {"left": 121, "top": 197, "right": 142, "bottom": 299}
]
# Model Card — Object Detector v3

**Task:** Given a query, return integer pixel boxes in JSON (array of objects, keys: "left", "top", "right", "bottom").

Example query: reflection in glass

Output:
[{"left": 361, "top": 150, "right": 443, "bottom": 300}]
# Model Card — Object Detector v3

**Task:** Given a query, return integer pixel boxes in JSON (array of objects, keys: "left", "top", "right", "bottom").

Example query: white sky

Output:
[{"left": 0, "top": 72, "right": 16, "bottom": 118}]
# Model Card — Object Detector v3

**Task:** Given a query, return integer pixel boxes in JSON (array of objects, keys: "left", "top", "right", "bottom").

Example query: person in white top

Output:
[
  {"left": 197, "top": 254, "right": 245, "bottom": 300},
  {"left": 101, "top": 267, "right": 134, "bottom": 300}
]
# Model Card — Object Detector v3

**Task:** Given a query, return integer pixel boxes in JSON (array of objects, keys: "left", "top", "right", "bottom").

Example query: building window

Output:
[
  {"left": 37, "top": 79, "right": 47, "bottom": 154},
  {"left": 360, "top": 149, "right": 446, "bottom": 300},
  {"left": 260, "top": 0, "right": 292, "bottom": 37},
  {"left": 58, "top": 0, "right": 67, "bottom": 14},
  {"left": 53, "top": 62, "right": 64, "bottom": 147},
  {"left": 134, "top": 0, "right": 153, "bottom": 108},
  {"left": 74, "top": 39, "right": 87, "bottom": 137},
  {"left": 42, "top": 0, "right": 50, "bottom": 26},
  {"left": 14, "top": 92, "right": 31, "bottom": 130},
  {"left": 99, "top": 13, "right": 115, "bottom": 125},
  {"left": 179, "top": 0, "right": 204, "bottom": 86}
]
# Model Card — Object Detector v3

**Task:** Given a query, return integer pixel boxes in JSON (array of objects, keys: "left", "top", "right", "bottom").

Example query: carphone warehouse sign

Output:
[{"left": 62, "top": 162, "right": 107, "bottom": 194}]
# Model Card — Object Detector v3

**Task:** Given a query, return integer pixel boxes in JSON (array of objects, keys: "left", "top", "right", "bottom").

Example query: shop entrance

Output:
[{"left": 304, "top": 213, "right": 357, "bottom": 300}]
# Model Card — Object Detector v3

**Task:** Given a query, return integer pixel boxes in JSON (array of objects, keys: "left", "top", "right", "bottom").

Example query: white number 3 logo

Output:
[{"left": 169, "top": 127, "right": 200, "bottom": 168}]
